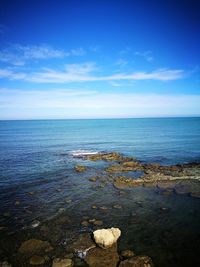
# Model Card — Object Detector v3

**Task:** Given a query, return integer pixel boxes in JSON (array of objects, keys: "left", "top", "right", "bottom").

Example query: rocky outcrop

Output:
[
  {"left": 93, "top": 228, "right": 121, "bottom": 249},
  {"left": 85, "top": 152, "right": 133, "bottom": 162}
]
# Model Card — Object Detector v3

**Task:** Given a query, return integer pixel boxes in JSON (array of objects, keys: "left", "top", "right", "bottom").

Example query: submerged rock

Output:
[
  {"left": 120, "top": 250, "right": 135, "bottom": 259},
  {"left": 85, "top": 152, "right": 132, "bottom": 162},
  {"left": 18, "top": 239, "right": 53, "bottom": 254},
  {"left": 75, "top": 166, "right": 87, "bottom": 172},
  {"left": 0, "top": 261, "right": 12, "bottom": 267},
  {"left": 69, "top": 233, "right": 96, "bottom": 255},
  {"left": 85, "top": 243, "right": 119, "bottom": 267},
  {"left": 30, "top": 255, "right": 45, "bottom": 265},
  {"left": 52, "top": 258, "right": 73, "bottom": 267},
  {"left": 93, "top": 228, "right": 121, "bottom": 249},
  {"left": 119, "top": 255, "right": 154, "bottom": 267}
]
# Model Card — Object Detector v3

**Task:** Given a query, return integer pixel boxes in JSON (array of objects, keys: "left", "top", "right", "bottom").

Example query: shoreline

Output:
[{"left": 1, "top": 152, "right": 200, "bottom": 267}]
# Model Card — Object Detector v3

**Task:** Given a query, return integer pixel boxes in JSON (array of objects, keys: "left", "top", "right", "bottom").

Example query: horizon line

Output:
[{"left": 0, "top": 115, "right": 200, "bottom": 121}]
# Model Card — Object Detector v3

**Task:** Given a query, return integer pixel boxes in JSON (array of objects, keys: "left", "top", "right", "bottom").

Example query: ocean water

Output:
[{"left": 0, "top": 117, "right": 200, "bottom": 266}]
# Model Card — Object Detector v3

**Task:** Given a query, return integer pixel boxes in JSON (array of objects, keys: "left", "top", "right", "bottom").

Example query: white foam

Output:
[{"left": 70, "top": 150, "right": 99, "bottom": 157}]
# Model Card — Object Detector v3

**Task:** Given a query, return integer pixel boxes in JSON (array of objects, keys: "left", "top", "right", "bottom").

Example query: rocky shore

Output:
[
  {"left": 75, "top": 152, "right": 200, "bottom": 198},
  {"left": 1, "top": 152, "right": 200, "bottom": 267},
  {"left": 1, "top": 227, "right": 154, "bottom": 267}
]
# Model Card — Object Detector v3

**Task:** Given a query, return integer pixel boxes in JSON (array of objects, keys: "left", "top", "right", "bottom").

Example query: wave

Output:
[{"left": 69, "top": 150, "right": 99, "bottom": 157}]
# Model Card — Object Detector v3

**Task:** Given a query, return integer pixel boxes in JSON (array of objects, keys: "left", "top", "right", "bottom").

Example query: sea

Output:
[{"left": 0, "top": 117, "right": 200, "bottom": 266}]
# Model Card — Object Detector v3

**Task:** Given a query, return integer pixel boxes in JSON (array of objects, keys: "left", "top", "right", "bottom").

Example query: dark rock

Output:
[
  {"left": 85, "top": 243, "right": 119, "bottom": 267},
  {"left": 119, "top": 255, "right": 154, "bottom": 267}
]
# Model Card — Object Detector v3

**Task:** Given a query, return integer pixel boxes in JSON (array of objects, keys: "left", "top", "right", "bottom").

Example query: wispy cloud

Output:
[
  {"left": 1, "top": 88, "right": 200, "bottom": 119},
  {"left": 0, "top": 63, "right": 185, "bottom": 83},
  {"left": 134, "top": 51, "right": 154, "bottom": 62},
  {"left": 115, "top": 58, "right": 128, "bottom": 67},
  {"left": 0, "top": 44, "right": 86, "bottom": 66}
]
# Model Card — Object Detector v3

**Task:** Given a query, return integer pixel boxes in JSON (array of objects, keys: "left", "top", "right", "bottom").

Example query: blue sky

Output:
[{"left": 0, "top": 0, "right": 200, "bottom": 119}]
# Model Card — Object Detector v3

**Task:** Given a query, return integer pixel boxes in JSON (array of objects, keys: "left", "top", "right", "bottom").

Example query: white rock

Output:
[{"left": 93, "top": 227, "right": 121, "bottom": 249}]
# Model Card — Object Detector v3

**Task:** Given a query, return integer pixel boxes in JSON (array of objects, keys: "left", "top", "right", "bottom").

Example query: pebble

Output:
[
  {"left": 31, "top": 220, "right": 40, "bottom": 228},
  {"left": 81, "top": 221, "right": 89, "bottom": 227},
  {"left": 15, "top": 201, "right": 20, "bottom": 205},
  {"left": 113, "top": 204, "right": 122, "bottom": 209},
  {"left": 91, "top": 205, "right": 97, "bottom": 209}
]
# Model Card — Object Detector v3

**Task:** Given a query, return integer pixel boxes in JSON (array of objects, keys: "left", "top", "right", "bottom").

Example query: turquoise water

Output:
[{"left": 0, "top": 118, "right": 200, "bottom": 266}]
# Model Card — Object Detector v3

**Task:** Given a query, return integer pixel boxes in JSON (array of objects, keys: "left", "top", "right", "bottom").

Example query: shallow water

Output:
[{"left": 0, "top": 118, "right": 200, "bottom": 266}]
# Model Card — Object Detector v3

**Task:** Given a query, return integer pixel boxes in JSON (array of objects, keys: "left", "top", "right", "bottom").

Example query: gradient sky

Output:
[{"left": 0, "top": 0, "right": 200, "bottom": 119}]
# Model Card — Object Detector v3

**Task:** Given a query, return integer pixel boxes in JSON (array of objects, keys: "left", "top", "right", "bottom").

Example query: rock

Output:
[
  {"left": 113, "top": 204, "right": 122, "bottom": 209},
  {"left": 18, "top": 239, "right": 53, "bottom": 254},
  {"left": 93, "top": 228, "right": 121, "bottom": 249},
  {"left": 52, "top": 258, "right": 73, "bottom": 267},
  {"left": 75, "top": 166, "right": 87, "bottom": 172},
  {"left": 85, "top": 243, "right": 119, "bottom": 267},
  {"left": 31, "top": 220, "right": 40, "bottom": 228},
  {"left": 119, "top": 256, "right": 154, "bottom": 267},
  {"left": 121, "top": 250, "right": 135, "bottom": 259},
  {"left": 99, "top": 206, "right": 108, "bottom": 210},
  {"left": 91, "top": 205, "right": 97, "bottom": 209},
  {"left": 69, "top": 233, "right": 96, "bottom": 254},
  {"left": 81, "top": 221, "right": 89, "bottom": 227},
  {"left": 30, "top": 255, "right": 45, "bottom": 265},
  {"left": 89, "top": 177, "right": 97, "bottom": 182},
  {"left": 93, "top": 220, "right": 103, "bottom": 226},
  {"left": 0, "top": 261, "right": 12, "bottom": 267},
  {"left": 65, "top": 198, "right": 72, "bottom": 203},
  {"left": 15, "top": 201, "right": 20, "bottom": 205},
  {"left": 85, "top": 152, "right": 132, "bottom": 162}
]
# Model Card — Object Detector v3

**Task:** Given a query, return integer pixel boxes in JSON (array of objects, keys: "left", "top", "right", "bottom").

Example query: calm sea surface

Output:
[{"left": 0, "top": 117, "right": 200, "bottom": 266}]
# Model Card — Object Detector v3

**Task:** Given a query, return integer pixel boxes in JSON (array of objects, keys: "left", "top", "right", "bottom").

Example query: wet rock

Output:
[
  {"left": 81, "top": 221, "right": 89, "bottom": 227},
  {"left": 75, "top": 166, "right": 87, "bottom": 172},
  {"left": 30, "top": 255, "right": 45, "bottom": 265},
  {"left": 113, "top": 177, "right": 144, "bottom": 190},
  {"left": 85, "top": 152, "right": 132, "bottom": 162},
  {"left": 69, "top": 233, "right": 96, "bottom": 254},
  {"left": 85, "top": 243, "right": 119, "bottom": 267},
  {"left": 0, "top": 261, "right": 12, "bottom": 267},
  {"left": 119, "top": 255, "right": 154, "bottom": 267},
  {"left": 113, "top": 204, "right": 122, "bottom": 209},
  {"left": 52, "top": 258, "right": 73, "bottom": 267},
  {"left": 93, "top": 220, "right": 103, "bottom": 226},
  {"left": 120, "top": 250, "right": 135, "bottom": 259},
  {"left": 93, "top": 228, "right": 121, "bottom": 249},
  {"left": 65, "top": 198, "right": 72, "bottom": 203},
  {"left": 18, "top": 239, "right": 53, "bottom": 254},
  {"left": 99, "top": 206, "right": 108, "bottom": 210},
  {"left": 89, "top": 177, "right": 97, "bottom": 182},
  {"left": 31, "top": 220, "right": 40, "bottom": 228}
]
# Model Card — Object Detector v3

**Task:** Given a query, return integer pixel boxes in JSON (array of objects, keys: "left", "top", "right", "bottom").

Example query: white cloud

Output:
[
  {"left": 115, "top": 58, "right": 128, "bottom": 67},
  {"left": 134, "top": 51, "right": 154, "bottom": 62},
  {"left": 0, "top": 88, "right": 200, "bottom": 119},
  {"left": 0, "top": 45, "right": 86, "bottom": 65},
  {"left": 0, "top": 63, "right": 185, "bottom": 83}
]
